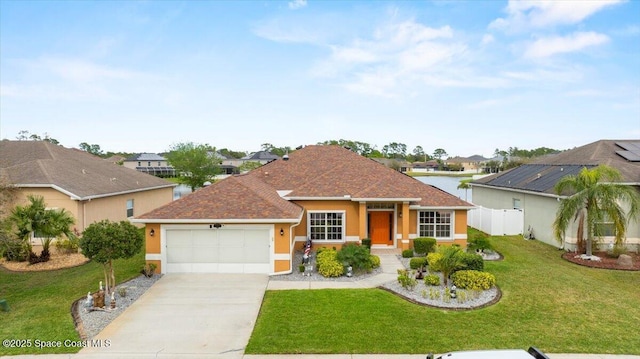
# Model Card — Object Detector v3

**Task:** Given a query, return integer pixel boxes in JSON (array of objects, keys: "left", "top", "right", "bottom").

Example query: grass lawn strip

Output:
[
  {"left": 0, "top": 252, "right": 143, "bottom": 355},
  {"left": 246, "top": 235, "right": 640, "bottom": 355}
]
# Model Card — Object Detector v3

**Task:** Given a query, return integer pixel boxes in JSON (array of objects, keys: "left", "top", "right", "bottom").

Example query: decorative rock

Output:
[{"left": 617, "top": 254, "right": 633, "bottom": 267}]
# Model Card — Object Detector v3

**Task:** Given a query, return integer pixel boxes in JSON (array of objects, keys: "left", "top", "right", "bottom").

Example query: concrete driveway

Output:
[{"left": 80, "top": 273, "right": 269, "bottom": 358}]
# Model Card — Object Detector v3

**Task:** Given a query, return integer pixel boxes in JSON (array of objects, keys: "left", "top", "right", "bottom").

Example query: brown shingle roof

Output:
[
  {"left": 248, "top": 145, "right": 470, "bottom": 207},
  {"left": 137, "top": 145, "right": 471, "bottom": 221},
  {"left": 0, "top": 141, "right": 175, "bottom": 199},
  {"left": 136, "top": 175, "right": 303, "bottom": 221}
]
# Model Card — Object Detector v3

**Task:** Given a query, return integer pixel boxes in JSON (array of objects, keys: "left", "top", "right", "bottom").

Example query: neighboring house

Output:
[
  {"left": 123, "top": 153, "right": 176, "bottom": 177},
  {"left": 445, "top": 155, "right": 487, "bottom": 172},
  {"left": 0, "top": 141, "right": 177, "bottom": 244},
  {"left": 134, "top": 145, "right": 473, "bottom": 275},
  {"left": 471, "top": 140, "right": 640, "bottom": 252},
  {"left": 409, "top": 160, "right": 440, "bottom": 173}
]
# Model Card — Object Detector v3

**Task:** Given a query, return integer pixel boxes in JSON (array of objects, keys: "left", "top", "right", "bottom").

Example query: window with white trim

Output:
[
  {"left": 308, "top": 211, "right": 344, "bottom": 241},
  {"left": 418, "top": 211, "right": 452, "bottom": 238},
  {"left": 126, "top": 199, "right": 134, "bottom": 218}
]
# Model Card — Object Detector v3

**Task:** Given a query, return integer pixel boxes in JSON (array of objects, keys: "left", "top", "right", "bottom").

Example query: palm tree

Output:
[
  {"left": 457, "top": 179, "right": 472, "bottom": 201},
  {"left": 9, "top": 195, "right": 76, "bottom": 261},
  {"left": 438, "top": 246, "right": 466, "bottom": 286},
  {"left": 553, "top": 165, "right": 640, "bottom": 257}
]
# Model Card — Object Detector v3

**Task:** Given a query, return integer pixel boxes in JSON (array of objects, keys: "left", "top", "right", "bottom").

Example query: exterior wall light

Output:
[
  {"left": 280, "top": 228, "right": 285, "bottom": 236},
  {"left": 149, "top": 229, "right": 155, "bottom": 237}
]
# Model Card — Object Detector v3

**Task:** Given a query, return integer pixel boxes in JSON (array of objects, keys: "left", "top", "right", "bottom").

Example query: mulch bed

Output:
[{"left": 562, "top": 251, "right": 640, "bottom": 271}]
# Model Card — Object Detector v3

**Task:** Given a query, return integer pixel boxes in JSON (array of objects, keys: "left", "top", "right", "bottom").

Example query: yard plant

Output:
[{"left": 247, "top": 232, "right": 640, "bottom": 354}]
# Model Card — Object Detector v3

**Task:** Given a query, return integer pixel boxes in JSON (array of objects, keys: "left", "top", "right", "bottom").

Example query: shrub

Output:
[
  {"left": 460, "top": 252, "right": 484, "bottom": 272},
  {"left": 426, "top": 252, "right": 443, "bottom": 272},
  {"left": 451, "top": 270, "right": 496, "bottom": 290},
  {"left": 409, "top": 257, "right": 427, "bottom": 270},
  {"left": 55, "top": 237, "right": 80, "bottom": 254},
  {"left": 397, "top": 269, "right": 417, "bottom": 290},
  {"left": 369, "top": 255, "right": 381, "bottom": 268},
  {"left": 424, "top": 274, "right": 440, "bottom": 286},
  {"left": 402, "top": 249, "right": 414, "bottom": 258},
  {"left": 337, "top": 243, "right": 371, "bottom": 272},
  {"left": 361, "top": 238, "right": 371, "bottom": 249},
  {"left": 0, "top": 234, "right": 28, "bottom": 262},
  {"left": 608, "top": 244, "right": 627, "bottom": 258},
  {"left": 316, "top": 249, "right": 344, "bottom": 277},
  {"left": 413, "top": 237, "right": 437, "bottom": 254},
  {"left": 468, "top": 232, "right": 493, "bottom": 252}
]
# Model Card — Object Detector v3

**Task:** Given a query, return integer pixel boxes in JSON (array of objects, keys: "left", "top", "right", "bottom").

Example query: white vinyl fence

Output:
[{"left": 467, "top": 206, "right": 524, "bottom": 236}]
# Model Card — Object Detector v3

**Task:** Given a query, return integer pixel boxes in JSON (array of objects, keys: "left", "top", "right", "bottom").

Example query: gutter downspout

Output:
[{"left": 285, "top": 211, "right": 304, "bottom": 275}]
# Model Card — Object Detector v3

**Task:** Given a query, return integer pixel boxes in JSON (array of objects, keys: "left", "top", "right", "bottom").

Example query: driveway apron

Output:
[{"left": 80, "top": 273, "right": 269, "bottom": 358}]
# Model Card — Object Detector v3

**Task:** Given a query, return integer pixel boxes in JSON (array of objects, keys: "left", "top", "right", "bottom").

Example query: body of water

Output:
[{"left": 416, "top": 176, "right": 473, "bottom": 203}]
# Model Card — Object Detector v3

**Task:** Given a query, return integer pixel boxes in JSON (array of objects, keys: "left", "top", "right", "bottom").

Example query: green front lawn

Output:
[
  {"left": 246, "top": 235, "right": 640, "bottom": 354},
  {"left": 0, "top": 252, "right": 144, "bottom": 355}
]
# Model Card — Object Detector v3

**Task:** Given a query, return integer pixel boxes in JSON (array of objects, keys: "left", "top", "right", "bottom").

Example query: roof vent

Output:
[
  {"left": 560, "top": 168, "right": 564, "bottom": 171},
  {"left": 82, "top": 169, "right": 86, "bottom": 174},
  {"left": 296, "top": 145, "right": 303, "bottom": 150},
  {"left": 537, "top": 173, "right": 541, "bottom": 179},
  {"left": 203, "top": 181, "right": 211, "bottom": 187},
  {"left": 283, "top": 151, "right": 289, "bottom": 161}
]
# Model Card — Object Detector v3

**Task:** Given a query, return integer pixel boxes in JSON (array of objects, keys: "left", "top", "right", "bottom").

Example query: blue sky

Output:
[{"left": 1, "top": 0, "right": 639, "bottom": 157}]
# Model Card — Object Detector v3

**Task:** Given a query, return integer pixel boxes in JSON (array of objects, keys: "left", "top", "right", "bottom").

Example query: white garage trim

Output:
[{"left": 160, "top": 224, "right": 274, "bottom": 274}]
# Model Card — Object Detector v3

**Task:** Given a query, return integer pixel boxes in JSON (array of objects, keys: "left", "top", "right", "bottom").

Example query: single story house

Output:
[
  {"left": 471, "top": 140, "right": 640, "bottom": 252},
  {"left": 134, "top": 145, "right": 473, "bottom": 275},
  {"left": 0, "top": 141, "right": 176, "bottom": 244}
]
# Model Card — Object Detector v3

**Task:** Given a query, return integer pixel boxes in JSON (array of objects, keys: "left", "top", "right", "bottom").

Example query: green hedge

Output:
[
  {"left": 460, "top": 252, "right": 484, "bottom": 272},
  {"left": 402, "top": 249, "right": 414, "bottom": 258},
  {"left": 409, "top": 257, "right": 427, "bottom": 269},
  {"left": 413, "top": 237, "right": 437, "bottom": 254}
]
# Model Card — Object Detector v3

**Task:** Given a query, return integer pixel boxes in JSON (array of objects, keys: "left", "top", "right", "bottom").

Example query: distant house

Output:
[
  {"left": 471, "top": 140, "right": 640, "bottom": 252},
  {"left": 134, "top": 145, "right": 472, "bottom": 275},
  {"left": 220, "top": 150, "right": 280, "bottom": 174},
  {"left": 123, "top": 153, "right": 176, "bottom": 177},
  {"left": 0, "top": 141, "right": 176, "bottom": 243},
  {"left": 445, "top": 155, "right": 487, "bottom": 172},
  {"left": 409, "top": 160, "right": 440, "bottom": 173}
]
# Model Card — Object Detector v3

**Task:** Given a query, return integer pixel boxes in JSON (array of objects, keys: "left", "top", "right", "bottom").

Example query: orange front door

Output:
[{"left": 369, "top": 211, "right": 393, "bottom": 245}]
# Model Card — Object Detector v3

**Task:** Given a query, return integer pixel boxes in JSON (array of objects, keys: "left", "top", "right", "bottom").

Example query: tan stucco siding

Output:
[
  {"left": 16, "top": 187, "right": 173, "bottom": 231},
  {"left": 82, "top": 188, "right": 174, "bottom": 229},
  {"left": 274, "top": 223, "right": 292, "bottom": 254},
  {"left": 455, "top": 210, "right": 467, "bottom": 237},
  {"left": 292, "top": 200, "right": 360, "bottom": 238},
  {"left": 145, "top": 223, "right": 161, "bottom": 254},
  {"left": 16, "top": 188, "right": 80, "bottom": 220}
]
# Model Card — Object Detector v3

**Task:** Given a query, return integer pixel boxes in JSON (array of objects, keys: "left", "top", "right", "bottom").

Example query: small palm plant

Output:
[{"left": 436, "top": 246, "right": 466, "bottom": 286}]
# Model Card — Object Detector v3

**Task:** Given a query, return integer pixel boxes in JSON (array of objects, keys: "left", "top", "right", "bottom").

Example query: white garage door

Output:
[{"left": 165, "top": 226, "right": 271, "bottom": 273}]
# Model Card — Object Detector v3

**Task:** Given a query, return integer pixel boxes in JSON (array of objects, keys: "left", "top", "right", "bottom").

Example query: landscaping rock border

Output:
[{"left": 72, "top": 274, "right": 162, "bottom": 340}]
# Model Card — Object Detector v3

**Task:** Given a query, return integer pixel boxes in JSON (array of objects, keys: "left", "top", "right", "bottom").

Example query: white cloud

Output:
[
  {"left": 524, "top": 31, "right": 609, "bottom": 58},
  {"left": 288, "top": 0, "right": 307, "bottom": 10},
  {"left": 490, "top": 0, "right": 623, "bottom": 31},
  {"left": 480, "top": 34, "right": 494, "bottom": 45}
]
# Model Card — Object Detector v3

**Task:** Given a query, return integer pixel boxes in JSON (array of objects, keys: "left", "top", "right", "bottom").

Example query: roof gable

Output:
[{"left": 137, "top": 175, "right": 302, "bottom": 221}]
